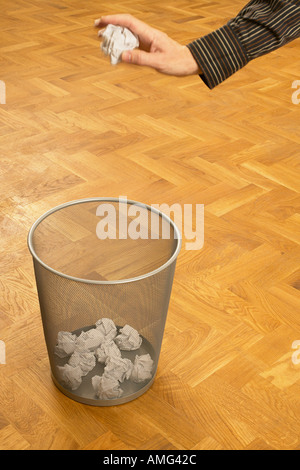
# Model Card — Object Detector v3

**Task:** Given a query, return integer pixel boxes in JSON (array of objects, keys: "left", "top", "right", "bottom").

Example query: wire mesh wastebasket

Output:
[{"left": 28, "top": 198, "right": 182, "bottom": 406}]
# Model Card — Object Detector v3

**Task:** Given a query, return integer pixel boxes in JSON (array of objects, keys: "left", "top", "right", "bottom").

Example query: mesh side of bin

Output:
[
  {"left": 28, "top": 198, "right": 181, "bottom": 405},
  {"left": 34, "top": 257, "right": 176, "bottom": 379}
]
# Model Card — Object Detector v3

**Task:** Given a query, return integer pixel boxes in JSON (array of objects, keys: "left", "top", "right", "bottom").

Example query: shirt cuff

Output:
[{"left": 186, "top": 23, "right": 249, "bottom": 89}]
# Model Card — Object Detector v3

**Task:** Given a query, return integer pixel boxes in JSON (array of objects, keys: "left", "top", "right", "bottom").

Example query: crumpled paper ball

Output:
[
  {"left": 95, "top": 340, "right": 121, "bottom": 364},
  {"left": 104, "top": 355, "right": 133, "bottom": 383},
  {"left": 54, "top": 331, "right": 76, "bottom": 358},
  {"left": 68, "top": 350, "right": 96, "bottom": 376},
  {"left": 57, "top": 363, "right": 82, "bottom": 390},
  {"left": 92, "top": 374, "right": 123, "bottom": 399},
  {"left": 95, "top": 317, "right": 117, "bottom": 342},
  {"left": 101, "top": 24, "right": 139, "bottom": 65},
  {"left": 115, "top": 324, "right": 142, "bottom": 351},
  {"left": 130, "top": 353, "right": 154, "bottom": 383},
  {"left": 75, "top": 328, "right": 104, "bottom": 352}
]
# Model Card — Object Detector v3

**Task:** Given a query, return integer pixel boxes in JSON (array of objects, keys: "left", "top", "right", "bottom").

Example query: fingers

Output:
[
  {"left": 122, "top": 49, "right": 162, "bottom": 71},
  {"left": 94, "top": 14, "right": 155, "bottom": 45},
  {"left": 95, "top": 14, "right": 145, "bottom": 33}
]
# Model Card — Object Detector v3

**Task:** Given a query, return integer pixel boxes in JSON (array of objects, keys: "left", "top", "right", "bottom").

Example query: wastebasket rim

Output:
[{"left": 27, "top": 197, "right": 182, "bottom": 285}]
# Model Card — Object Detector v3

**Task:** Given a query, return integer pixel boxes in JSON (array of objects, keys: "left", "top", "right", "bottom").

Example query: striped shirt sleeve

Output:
[{"left": 186, "top": 0, "right": 300, "bottom": 89}]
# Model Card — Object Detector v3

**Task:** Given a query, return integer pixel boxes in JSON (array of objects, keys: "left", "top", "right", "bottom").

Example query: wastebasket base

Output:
[
  {"left": 51, "top": 372, "right": 155, "bottom": 406},
  {"left": 51, "top": 324, "right": 157, "bottom": 406}
]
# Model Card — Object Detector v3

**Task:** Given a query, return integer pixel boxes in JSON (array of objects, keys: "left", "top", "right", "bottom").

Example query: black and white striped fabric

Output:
[{"left": 187, "top": 0, "right": 300, "bottom": 89}]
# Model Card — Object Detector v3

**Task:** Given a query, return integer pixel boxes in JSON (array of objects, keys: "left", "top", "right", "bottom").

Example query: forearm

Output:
[{"left": 187, "top": 0, "right": 300, "bottom": 89}]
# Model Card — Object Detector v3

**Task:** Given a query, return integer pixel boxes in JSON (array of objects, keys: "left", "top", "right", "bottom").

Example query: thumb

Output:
[{"left": 122, "top": 49, "right": 159, "bottom": 69}]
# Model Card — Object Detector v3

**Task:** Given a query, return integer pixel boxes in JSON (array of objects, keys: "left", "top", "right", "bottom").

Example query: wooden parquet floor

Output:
[{"left": 0, "top": 0, "right": 300, "bottom": 450}]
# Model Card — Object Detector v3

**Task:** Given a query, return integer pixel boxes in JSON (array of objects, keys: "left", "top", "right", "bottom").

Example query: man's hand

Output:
[{"left": 95, "top": 14, "right": 201, "bottom": 77}]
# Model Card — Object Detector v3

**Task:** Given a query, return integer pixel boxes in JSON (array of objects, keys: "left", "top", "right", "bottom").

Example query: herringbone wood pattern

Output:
[{"left": 0, "top": 0, "right": 300, "bottom": 450}]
